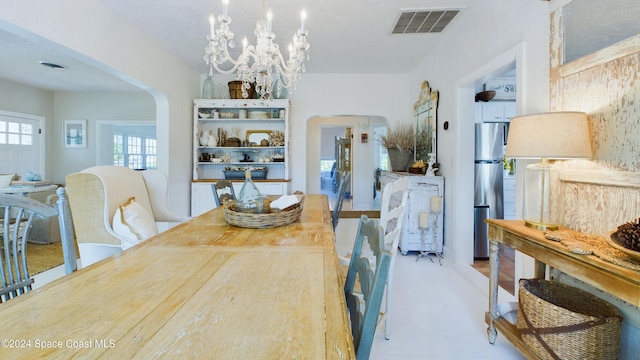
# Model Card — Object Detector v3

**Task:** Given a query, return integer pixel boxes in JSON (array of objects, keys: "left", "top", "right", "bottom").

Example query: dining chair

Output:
[
  {"left": 0, "top": 187, "right": 77, "bottom": 302},
  {"left": 378, "top": 177, "right": 410, "bottom": 340},
  {"left": 211, "top": 180, "right": 236, "bottom": 207},
  {"left": 344, "top": 215, "right": 391, "bottom": 360},
  {"left": 331, "top": 170, "right": 351, "bottom": 231}
]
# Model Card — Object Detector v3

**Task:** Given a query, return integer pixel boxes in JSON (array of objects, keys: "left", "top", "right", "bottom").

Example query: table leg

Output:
[
  {"left": 534, "top": 260, "right": 546, "bottom": 279},
  {"left": 487, "top": 226, "right": 501, "bottom": 344}
]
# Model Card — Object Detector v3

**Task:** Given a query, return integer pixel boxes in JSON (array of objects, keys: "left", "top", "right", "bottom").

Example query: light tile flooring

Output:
[
  {"left": 33, "top": 219, "right": 525, "bottom": 359},
  {"left": 334, "top": 218, "right": 525, "bottom": 359}
]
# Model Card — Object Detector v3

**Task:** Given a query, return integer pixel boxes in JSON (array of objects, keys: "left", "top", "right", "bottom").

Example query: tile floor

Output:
[{"left": 33, "top": 219, "right": 525, "bottom": 360}]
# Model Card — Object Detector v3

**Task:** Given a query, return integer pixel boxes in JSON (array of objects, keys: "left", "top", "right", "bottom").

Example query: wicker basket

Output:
[
  {"left": 516, "top": 279, "right": 622, "bottom": 360},
  {"left": 223, "top": 199, "right": 303, "bottom": 228},
  {"left": 228, "top": 81, "right": 255, "bottom": 99}
]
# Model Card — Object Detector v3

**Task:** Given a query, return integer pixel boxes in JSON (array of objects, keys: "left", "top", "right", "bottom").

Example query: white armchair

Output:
[{"left": 65, "top": 166, "right": 187, "bottom": 267}]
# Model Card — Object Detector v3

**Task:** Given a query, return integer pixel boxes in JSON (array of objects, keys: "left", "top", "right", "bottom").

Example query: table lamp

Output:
[{"left": 505, "top": 112, "right": 592, "bottom": 231}]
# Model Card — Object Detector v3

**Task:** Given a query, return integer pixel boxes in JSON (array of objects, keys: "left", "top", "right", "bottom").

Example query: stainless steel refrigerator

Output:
[{"left": 474, "top": 123, "right": 505, "bottom": 258}]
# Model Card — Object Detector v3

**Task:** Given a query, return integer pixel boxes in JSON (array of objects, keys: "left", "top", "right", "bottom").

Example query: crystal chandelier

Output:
[{"left": 204, "top": 0, "right": 310, "bottom": 100}]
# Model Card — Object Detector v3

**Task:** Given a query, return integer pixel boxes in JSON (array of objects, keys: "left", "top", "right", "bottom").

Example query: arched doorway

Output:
[{"left": 306, "top": 115, "right": 388, "bottom": 210}]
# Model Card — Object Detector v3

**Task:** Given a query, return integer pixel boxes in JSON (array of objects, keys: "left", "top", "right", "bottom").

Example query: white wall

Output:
[
  {"left": 282, "top": 73, "right": 411, "bottom": 193},
  {"left": 408, "top": 0, "right": 550, "bottom": 268},
  {"left": 321, "top": 127, "right": 346, "bottom": 159},
  {"left": 52, "top": 92, "right": 155, "bottom": 183},
  {"left": 212, "top": 73, "right": 411, "bottom": 194}
]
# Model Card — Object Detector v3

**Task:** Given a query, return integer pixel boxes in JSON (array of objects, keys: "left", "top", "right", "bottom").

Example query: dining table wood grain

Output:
[{"left": 0, "top": 194, "right": 355, "bottom": 359}]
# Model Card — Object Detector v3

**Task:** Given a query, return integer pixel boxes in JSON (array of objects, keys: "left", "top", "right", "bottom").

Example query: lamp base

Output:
[{"left": 524, "top": 219, "right": 559, "bottom": 231}]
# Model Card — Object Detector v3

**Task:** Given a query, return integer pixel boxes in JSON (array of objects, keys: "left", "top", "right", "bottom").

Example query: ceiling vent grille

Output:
[{"left": 392, "top": 9, "right": 460, "bottom": 34}]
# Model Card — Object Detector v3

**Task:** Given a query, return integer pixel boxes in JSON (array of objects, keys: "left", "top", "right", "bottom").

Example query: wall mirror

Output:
[
  {"left": 563, "top": 0, "right": 640, "bottom": 64},
  {"left": 414, "top": 81, "right": 439, "bottom": 163}
]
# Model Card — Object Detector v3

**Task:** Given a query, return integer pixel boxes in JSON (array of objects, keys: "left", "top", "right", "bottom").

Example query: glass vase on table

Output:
[{"left": 236, "top": 170, "right": 270, "bottom": 213}]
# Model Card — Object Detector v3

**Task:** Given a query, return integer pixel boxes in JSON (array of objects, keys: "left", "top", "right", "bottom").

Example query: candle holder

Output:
[
  {"left": 416, "top": 197, "right": 443, "bottom": 265},
  {"left": 416, "top": 211, "right": 431, "bottom": 262}
]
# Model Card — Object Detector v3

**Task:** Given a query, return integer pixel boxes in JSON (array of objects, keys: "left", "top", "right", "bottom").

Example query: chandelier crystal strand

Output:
[{"left": 204, "top": 0, "right": 309, "bottom": 100}]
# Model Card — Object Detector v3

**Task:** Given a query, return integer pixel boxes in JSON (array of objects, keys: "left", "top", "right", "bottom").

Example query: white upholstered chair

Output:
[{"left": 65, "top": 166, "right": 187, "bottom": 267}]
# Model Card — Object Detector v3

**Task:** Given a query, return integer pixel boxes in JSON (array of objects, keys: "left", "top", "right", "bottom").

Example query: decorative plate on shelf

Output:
[{"left": 607, "top": 231, "right": 640, "bottom": 261}]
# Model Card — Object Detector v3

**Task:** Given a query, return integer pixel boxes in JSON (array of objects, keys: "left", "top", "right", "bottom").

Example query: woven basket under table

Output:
[
  {"left": 516, "top": 278, "right": 622, "bottom": 360},
  {"left": 223, "top": 199, "right": 303, "bottom": 228}
]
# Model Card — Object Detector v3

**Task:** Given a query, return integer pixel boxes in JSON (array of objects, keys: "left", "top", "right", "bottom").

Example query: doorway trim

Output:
[{"left": 450, "top": 42, "right": 525, "bottom": 294}]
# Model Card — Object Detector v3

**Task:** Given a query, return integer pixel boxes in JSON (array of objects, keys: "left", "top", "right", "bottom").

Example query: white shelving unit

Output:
[{"left": 191, "top": 99, "right": 290, "bottom": 216}]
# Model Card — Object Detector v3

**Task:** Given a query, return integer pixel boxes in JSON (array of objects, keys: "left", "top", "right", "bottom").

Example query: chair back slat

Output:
[
  {"left": 332, "top": 171, "right": 351, "bottom": 231},
  {"left": 212, "top": 180, "right": 236, "bottom": 207},
  {"left": 378, "top": 177, "right": 410, "bottom": 340},
  {"left": 344, "top": 215, "right": 391, "bottom": 360},
  {"left": 56, "top": 188, "right": 78, "bottom": 275},
  {"left": 1, "top": 196, "right": 38, "bottom": 302},
  {"left": 1, "top": 190, "right": 77, "bottom": 303}
]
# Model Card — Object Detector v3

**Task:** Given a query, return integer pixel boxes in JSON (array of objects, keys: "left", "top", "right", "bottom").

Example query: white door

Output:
[{"left": 0, "top": 111, "right": 43, "bottom": 180}]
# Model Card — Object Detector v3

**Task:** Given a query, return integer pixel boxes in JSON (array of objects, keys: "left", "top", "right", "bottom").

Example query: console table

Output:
[{"left": 485, "top": 219, "right": 640, "bottom": 358}]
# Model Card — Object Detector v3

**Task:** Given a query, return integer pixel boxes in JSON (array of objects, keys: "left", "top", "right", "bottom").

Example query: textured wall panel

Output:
[{"left": 549, "top": 8, "right": 640, "bottom": 235}]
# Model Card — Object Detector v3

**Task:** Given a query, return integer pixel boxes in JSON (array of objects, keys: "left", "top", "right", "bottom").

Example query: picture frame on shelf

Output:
[{"left": 63, "top": 119, "right": 87, "bottom": 148}]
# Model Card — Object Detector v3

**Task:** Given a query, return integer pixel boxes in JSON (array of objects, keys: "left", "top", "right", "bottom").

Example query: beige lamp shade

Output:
[{"left": 505, "top": 112, "right": 592, "bottom": 160}]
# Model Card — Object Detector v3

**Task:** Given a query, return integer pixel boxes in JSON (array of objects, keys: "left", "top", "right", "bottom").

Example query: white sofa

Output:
[{"left": 65, "top": 166, "right": 187, "bottom": 267}]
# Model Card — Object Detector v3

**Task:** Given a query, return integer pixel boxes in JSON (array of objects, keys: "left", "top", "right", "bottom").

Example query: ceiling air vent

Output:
[{"left": 392, "top": 9, "right": 460, "bottom": 34}]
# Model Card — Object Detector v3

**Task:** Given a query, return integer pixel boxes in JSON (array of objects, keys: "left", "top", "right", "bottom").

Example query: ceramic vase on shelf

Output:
[
  {"left": 207, "top": 134, "right": 217, "bottom": 147},
  {"left": 200, "top": 130, "right": 211, "bottom": 147}
]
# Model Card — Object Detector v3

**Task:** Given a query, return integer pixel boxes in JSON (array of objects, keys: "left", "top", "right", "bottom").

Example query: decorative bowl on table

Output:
[{"left": 607, "top": 231, "right": 640, "bottom": 261}]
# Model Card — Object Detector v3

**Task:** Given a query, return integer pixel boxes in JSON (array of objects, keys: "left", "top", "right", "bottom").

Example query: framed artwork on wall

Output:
[{"left": 63, "top": 120, "right": 87, "bottom": 148}]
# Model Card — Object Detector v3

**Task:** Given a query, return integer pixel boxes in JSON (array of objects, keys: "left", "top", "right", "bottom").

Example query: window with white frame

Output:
[
  {"left": 113, "top": 133, "right": 157, "bottom": 170},
  {"left": 0, "top": 119, "right": 33, "bottom": 145}
]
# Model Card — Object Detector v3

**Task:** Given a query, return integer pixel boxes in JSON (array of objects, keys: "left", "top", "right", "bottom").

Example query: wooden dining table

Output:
[{"left": 0, "top": 194, "right": 355, "bottom": 359}]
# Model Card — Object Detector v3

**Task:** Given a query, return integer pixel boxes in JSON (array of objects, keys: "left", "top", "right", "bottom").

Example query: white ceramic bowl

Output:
[
  {"left": 198, "top": 111, "right": 212, "bottom": 118},
  {"left": 210, "top": 158, "right": 223, "bottom": 163},
  {"left": 0, "top": 173, "right": 15, "bottom": 188}
]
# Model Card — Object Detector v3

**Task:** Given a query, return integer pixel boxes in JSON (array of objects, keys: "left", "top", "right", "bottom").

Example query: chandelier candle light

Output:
[
  {"left": 204, "top": 0, "right": 310, "bottom": 100},
  {"left": 505, "top": 111, "right": 592, "bottom": 231}
]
